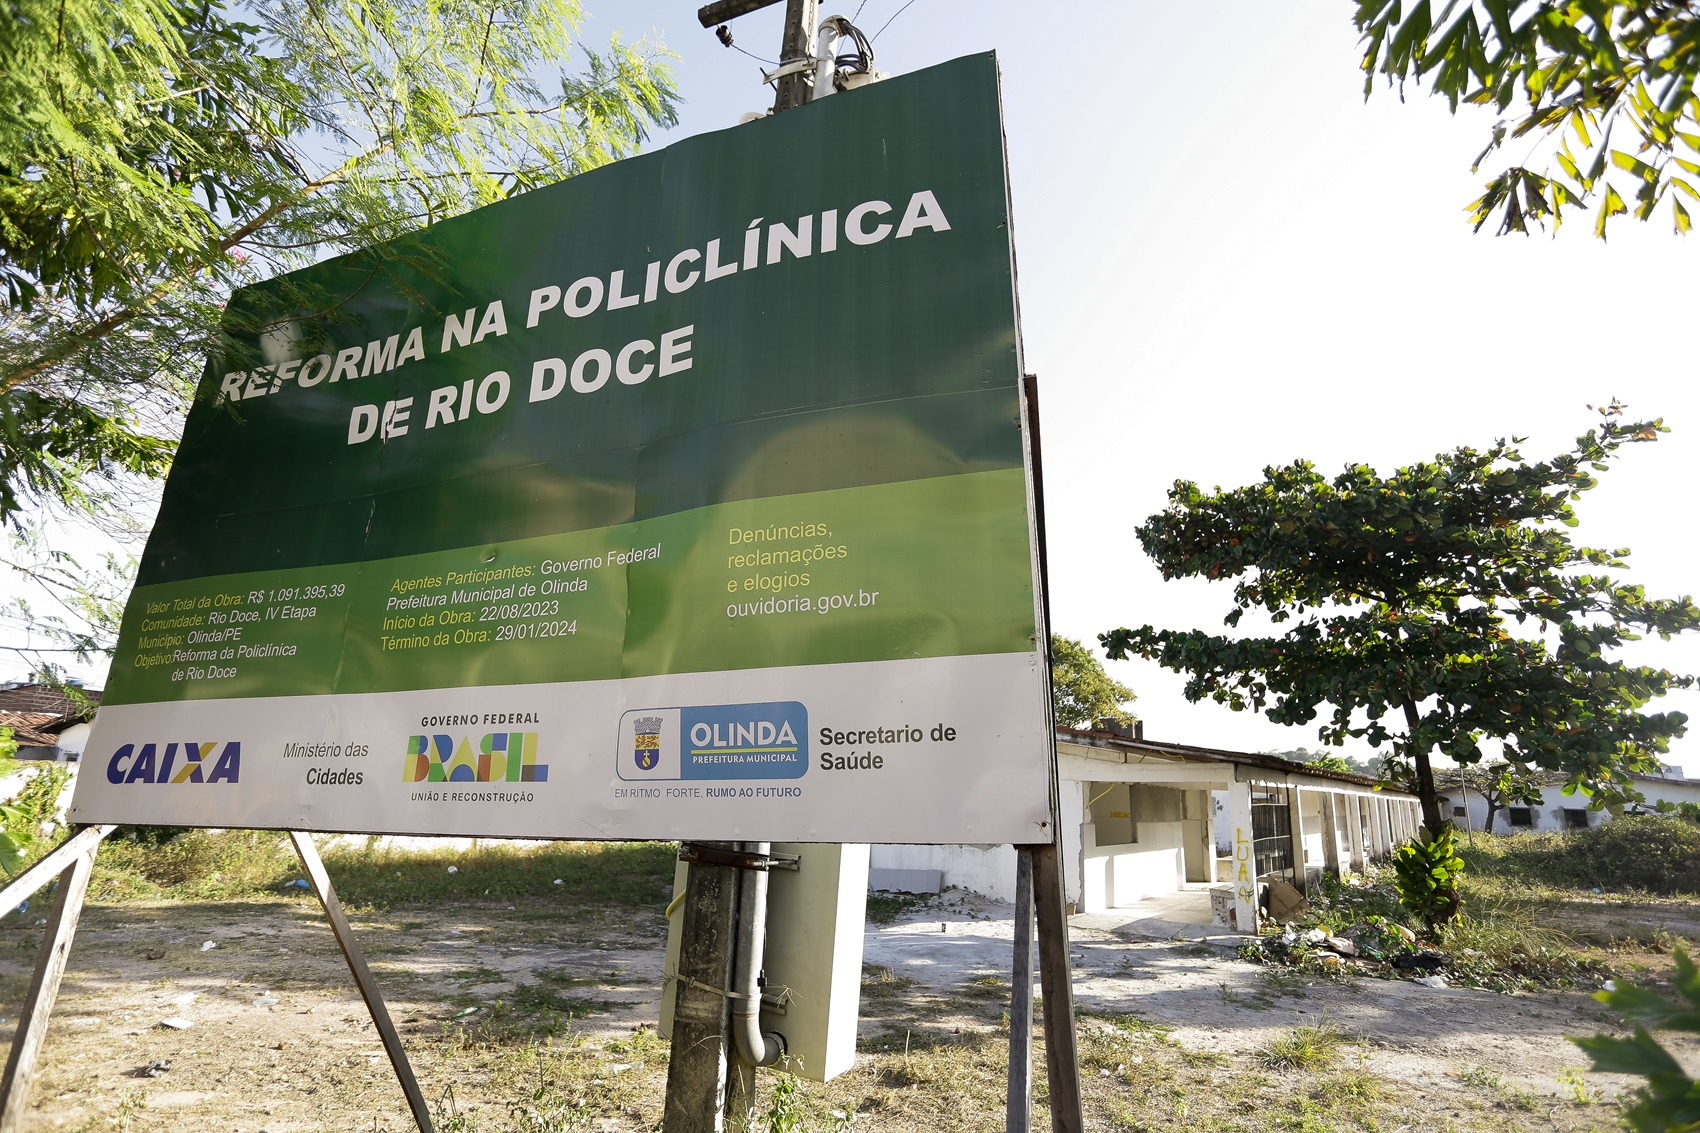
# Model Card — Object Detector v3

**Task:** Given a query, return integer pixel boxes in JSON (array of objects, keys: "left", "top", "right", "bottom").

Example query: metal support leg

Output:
[{"left": 290, "top": 831, "right": 433, "bottom": 1132}]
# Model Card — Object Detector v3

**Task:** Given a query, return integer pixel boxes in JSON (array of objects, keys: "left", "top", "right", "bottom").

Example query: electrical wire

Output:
[
  {"left": 852, "top": 0, "right": 869, "bottom": 20},
  {"left": 871, "top": 0, "right": 919, "bottom": 41},
  {"left": 729, "top": 42, "right": 778, "bottom": 66}
]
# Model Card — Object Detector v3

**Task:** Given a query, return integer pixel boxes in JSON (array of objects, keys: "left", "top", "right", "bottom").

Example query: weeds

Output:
[
  {"left": 1556, "top": 1066, "right": 1599, "bottom": 1106},
  {"left": 1466, "top": 816, "right": 1700, "bottom": 897},
  {"left": 1260, "top": 1016, "right": 1347, "bottom": 1071},
  {"left": 864, "top": 891, "right": 929, "bottom": 925},
  {"left": 89, "top": 831, "right": 676, "bottom": 912}
]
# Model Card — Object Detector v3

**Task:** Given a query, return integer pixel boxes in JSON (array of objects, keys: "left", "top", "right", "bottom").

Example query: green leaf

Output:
[{"left": 1571, "top": 1028, "right": 1683, "bottom": 1078}]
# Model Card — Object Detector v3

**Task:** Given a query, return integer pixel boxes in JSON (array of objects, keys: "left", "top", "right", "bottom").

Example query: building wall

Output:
[{"left": 1441, "top": 775, "right": 1700, "bottom": 834}]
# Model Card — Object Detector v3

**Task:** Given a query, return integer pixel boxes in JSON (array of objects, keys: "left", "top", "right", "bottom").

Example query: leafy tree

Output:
[
  {"left": 1050, "top": 633, "right": 1136, "bottom": 729},
  {"left": 1268, "top": 747, "right": 1384, "bottom": 777},
  {"left": 1355, "top": 1, "right": 1700, "bottom": 238},
  {"left": 0, "top": 0, "right": 678, "bottom": 668},
  {"left": 1101, "top": 403, "right": 1700, "bottom": 838},
  {"left": 1435, "top": 759, "right": 1551, "bottom": 832},
  {"left": 0, "top": 0, "right": 677, "bottom": 510}
]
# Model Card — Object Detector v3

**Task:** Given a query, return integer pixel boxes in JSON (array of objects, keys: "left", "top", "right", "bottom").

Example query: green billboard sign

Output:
[{"left": 70, "top": 53, "right": 1052, "bottom": 843}]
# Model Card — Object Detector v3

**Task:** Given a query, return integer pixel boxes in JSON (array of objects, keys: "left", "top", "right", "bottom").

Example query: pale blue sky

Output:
[
  {"left": 594, "top": 1, "right": 1700, "bottom": 769},
  {"left": 19, "top": 3, "right": 1699, "bottom": 772}
]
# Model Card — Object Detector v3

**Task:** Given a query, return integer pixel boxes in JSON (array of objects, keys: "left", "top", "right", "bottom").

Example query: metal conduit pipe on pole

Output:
[
  {"left": 732, "top": 841, "right": 785, "bottom": 1068},
  {"left": 814, "top": 18, "right": 841, "bottom": 99}
]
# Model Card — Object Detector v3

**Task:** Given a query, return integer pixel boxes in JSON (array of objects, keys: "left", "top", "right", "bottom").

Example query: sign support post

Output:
[
  {"left": 663, "top": 843, "right": 743, "bottom": 1133},
  {"left": 0, "top": 838, "right": 99, "bottom": 1133},
  {"left": 0, "top": 826, "right": 431, "bottom": 1132},
  {"left": 1019, "top": 374, "right": 1084, "bottom": 1133},
  {"left": 1005, "top": 847, "right": 1034, "bottom": 1133},
  {"left": 289, "top": 831, "right": 434, "bottom": 1133}
]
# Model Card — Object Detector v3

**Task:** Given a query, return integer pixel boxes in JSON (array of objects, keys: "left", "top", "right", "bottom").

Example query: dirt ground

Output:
[{"left": 1, "top": 886, "right": 1692, "bottom": 1132}]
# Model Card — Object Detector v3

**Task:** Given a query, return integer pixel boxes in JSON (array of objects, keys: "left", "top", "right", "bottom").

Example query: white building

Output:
[
  {"left": 1439, "top": 765, "right": 1700, "bottom": 833},
  {"left": 871, "top": 724, "right": 1421, "bottom": 933}
]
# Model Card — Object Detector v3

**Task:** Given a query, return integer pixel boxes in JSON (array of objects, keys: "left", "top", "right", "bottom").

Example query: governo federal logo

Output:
[{"left": 403, "top": 731, "right": 548, "bottom": 783}]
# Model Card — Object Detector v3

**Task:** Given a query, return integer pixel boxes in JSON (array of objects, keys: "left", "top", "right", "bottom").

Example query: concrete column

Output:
[
  {"left": 1226, "top": 781, "right": 1259, "bottom": 934},
  {"left": 1371, "top": 797, "right": 1388, "bottom": 859},
  {"left": 1286, "top": 786, "right": 1307, "bottom": 891},
  {"left": 1318, "top": 792, "right": 1342, "bottom": 879},
  {"left": 1346, "top": 794, "right": 1365, "bottom": 872}
]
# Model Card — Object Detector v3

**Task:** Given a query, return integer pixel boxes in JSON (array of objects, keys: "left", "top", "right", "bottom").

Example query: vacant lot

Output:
[{"left": 0, "top": 830, "right": 1694, "bottom": 1132}]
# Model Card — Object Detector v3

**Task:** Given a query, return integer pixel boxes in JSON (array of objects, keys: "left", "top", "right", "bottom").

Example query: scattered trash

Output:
[
  {"left": 451, "top": 1006, "right": 480, "bottom": 1018},
  {"left": 130, "top": 1059, "right": 172, "bottom": 1078},
  {"left": 1393, "top": 924, "right": 1417, "bottom": 945},
  {"left": 1392, "top": 950, "right": 1448, "bottom": 974},
  {"left": 14, "top": 900, "right": 25, "bottom": 915},
  {"left": 552, "top": 878, "right": 564, "bottom": 886},
  {"left": 1603, "top": 979, "right": 1618, "bottom": 992},
  {"left": 1324, "top": 935, "right": 1358, "bottom": 957},
  {"left": 252, "top": 997, "right": 280, "bottom": 1007},
  {"left": 159, "top": 1017, "right": 193, "bottom": 1030},
  {"left": 446, "top": 866, "right": 458, "bottom": 874},
  {"left": 289, "top": 879, "right": 311, "bottom": 890},
  {"left": 1302, "top": 928, "right": 1327, "bottom": 945},
  {"left": 1416, "top": 974, "right": 1449, "bottom": 988},
  {"left": 199, "top": 940, "right": 217, "bottom": 952}
]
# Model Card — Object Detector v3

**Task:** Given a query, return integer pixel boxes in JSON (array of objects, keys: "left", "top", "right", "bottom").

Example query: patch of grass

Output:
[
  {"left": 865, "top": 890, "right": 930, "bottom": 925},
  {"left": 1458, "top": 1065, "right": 1505, "bottom": 1090},
  {"left": 505, "top": 982, "right": 621, "bottom": 1019},
  {"left": 89, "top": 831, "right": 677, "bottom": 913},
  {"left": 960, "top": 974, "right": 1009, "bottom": 998},
  {"left": 860, "top": 963, "right": 917, "bottom": 995},
  {"left": 1466, "top": 816, "right": 1700, "bottom": 897},
  {"left": 1260, "top": 1017, "right": 1347, "bottom": 1071},
  {"left": 451, "top": 967, "right": 507, "bottom": 984}
]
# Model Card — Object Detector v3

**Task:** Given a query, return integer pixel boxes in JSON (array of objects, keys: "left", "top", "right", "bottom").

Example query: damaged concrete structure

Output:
[{"left": 870, "top": 724, "right": 1421, "bottom": 934}]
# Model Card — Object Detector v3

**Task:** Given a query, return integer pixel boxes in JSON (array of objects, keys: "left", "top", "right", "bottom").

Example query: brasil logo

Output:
[
  {"left": 633, "top": 716, "right": 662, "bottom": 771},
  {"left": 403, "top": 731, "right": 547, "bottom": 783}
]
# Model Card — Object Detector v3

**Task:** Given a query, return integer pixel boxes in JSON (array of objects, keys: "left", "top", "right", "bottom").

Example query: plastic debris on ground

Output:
[
  {"left": 158, "top": 1017, "right": 193, "bottom": 1030},
  {"left": 199, "top": 940, "right": 217, "bottom": 952},
  {"left": 130, "top": 1059, "right": 173, "bottom": 1078}
]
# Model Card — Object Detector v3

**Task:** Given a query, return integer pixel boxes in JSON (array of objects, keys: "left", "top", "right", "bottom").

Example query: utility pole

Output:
[
  {"left": 663, "top": 844, "right": 743, "bottom": 1133},
  {"left": 697, "top": 0, "right": 819, "bottom": 116},
  {"left": 660, "top": 14, "right": 822, "bottom": 1128},
  {"left": 771, "top": 0, "right": 818, "bottom": 112}
]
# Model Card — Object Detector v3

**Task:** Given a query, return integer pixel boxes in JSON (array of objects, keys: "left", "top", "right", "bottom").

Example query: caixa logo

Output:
[
  {"left": 403, "top": 732, "right": 547, "bottom": 783},
  {"left": 106, "top": 742, "right": 240, "bottom": 785}
]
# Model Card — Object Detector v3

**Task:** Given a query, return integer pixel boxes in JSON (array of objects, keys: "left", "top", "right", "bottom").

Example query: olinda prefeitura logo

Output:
[
  {"left": 402, "top": 731, "right": 548, "bottom": 783},
  {"left": 616, "top": 702, "right": 807, "bottom": 782},
  {"left": 106, "top": 741, "right": 240, "bottom": 784}
]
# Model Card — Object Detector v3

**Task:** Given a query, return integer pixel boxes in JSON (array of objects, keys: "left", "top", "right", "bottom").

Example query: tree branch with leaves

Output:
[
  {"left": 1102, "top": 402, "right": 1699, "bottom": 838},
  {"left": 1355, "top": 0, "right": 1700, "bottom": 237}
]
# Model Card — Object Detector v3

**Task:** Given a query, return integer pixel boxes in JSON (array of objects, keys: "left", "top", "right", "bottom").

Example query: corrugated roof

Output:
[
  {"left": 1057, "top": 725, "right": 1415, "bottom": 794},
  {"left": 0, "top": 710, "right": 69, "bottom": 748}
]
